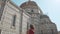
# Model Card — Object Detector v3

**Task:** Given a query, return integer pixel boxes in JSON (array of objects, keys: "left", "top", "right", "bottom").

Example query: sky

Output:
[{"left": 11, "top": 0, "right": 60, "bottom": 31}]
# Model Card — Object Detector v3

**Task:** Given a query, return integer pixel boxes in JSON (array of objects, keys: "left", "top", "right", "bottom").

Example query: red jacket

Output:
[{"left": 27, "top": 29, "right": 34, "bottom": 34}]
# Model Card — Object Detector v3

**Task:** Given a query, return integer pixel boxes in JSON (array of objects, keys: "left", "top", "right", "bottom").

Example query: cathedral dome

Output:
[{"left": 20, "top": 1, "right": 38, "bottom": 9}]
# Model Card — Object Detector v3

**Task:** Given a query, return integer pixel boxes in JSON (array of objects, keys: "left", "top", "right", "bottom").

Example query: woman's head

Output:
[{"left": 30, "top": 24, "right": 34, "bottom": 29}]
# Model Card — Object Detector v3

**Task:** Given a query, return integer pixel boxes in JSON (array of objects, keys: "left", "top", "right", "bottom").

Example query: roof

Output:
[
  {"left": 20, "top": 1, "right": 38, "bottom": 9},
  {"left": 40, "top": 15, "right": 49, "bottom": 19}
]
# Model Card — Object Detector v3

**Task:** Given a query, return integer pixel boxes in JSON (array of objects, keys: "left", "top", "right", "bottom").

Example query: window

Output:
[
  {"left": 31, "top": 10, "right": 34, "bottom": 12},
  {"left": 0, "top": 14, "right": 1, "bottom": 21},
  {"left": 0, "top": 10, "right": 2, "bottom": 21},
  {"left": 51, "top": 29, "right": 54, "bottom": 34},
  {"left": 12, "top": 15, "right": 16, "bottom": 27},
  {"left": 0, "top": 5, "right": 1, "bottom": 20},
  {"left": 0, "top": 29, "right": 1, "bottom": 34},
  {"left": 41, "top": 30, "right": 43, "bottom": 34},
  {"left": 27, "top": 22, "right": 28, "bottom": 30}
]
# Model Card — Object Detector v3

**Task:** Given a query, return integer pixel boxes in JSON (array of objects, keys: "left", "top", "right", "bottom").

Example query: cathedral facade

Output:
[{"left": 0, "top": 0, "right": 58, "bottom": 34}]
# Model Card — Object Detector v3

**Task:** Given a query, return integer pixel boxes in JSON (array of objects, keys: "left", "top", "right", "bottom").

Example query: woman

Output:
[{"left": 27, "top": 24, "right": 35, "bottom": 34}]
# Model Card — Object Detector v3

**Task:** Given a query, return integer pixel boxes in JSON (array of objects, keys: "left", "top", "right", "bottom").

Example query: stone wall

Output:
[
  {"left": 21, "top": 12, "right": 30, "bottom": 34},
  {"left": 0, "top": 1, "right": 22, "bottom": 34}
]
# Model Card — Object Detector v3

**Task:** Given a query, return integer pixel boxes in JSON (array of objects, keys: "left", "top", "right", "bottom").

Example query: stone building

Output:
[
  {"left": 0, "top": 0, "right": 58, "bottom": 34},
  {"left": 58, "top": 31, "right": 60, "bottom": 34}
]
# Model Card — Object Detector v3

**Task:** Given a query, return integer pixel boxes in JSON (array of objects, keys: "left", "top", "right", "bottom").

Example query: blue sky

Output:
[{"left": 11, "top": 0, "right": 60, "bottom": 31}]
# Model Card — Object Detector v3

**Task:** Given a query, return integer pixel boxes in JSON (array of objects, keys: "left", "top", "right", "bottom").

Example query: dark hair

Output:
[{"left": 30, "top": 24, "right": 34, "bottom": 29}]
